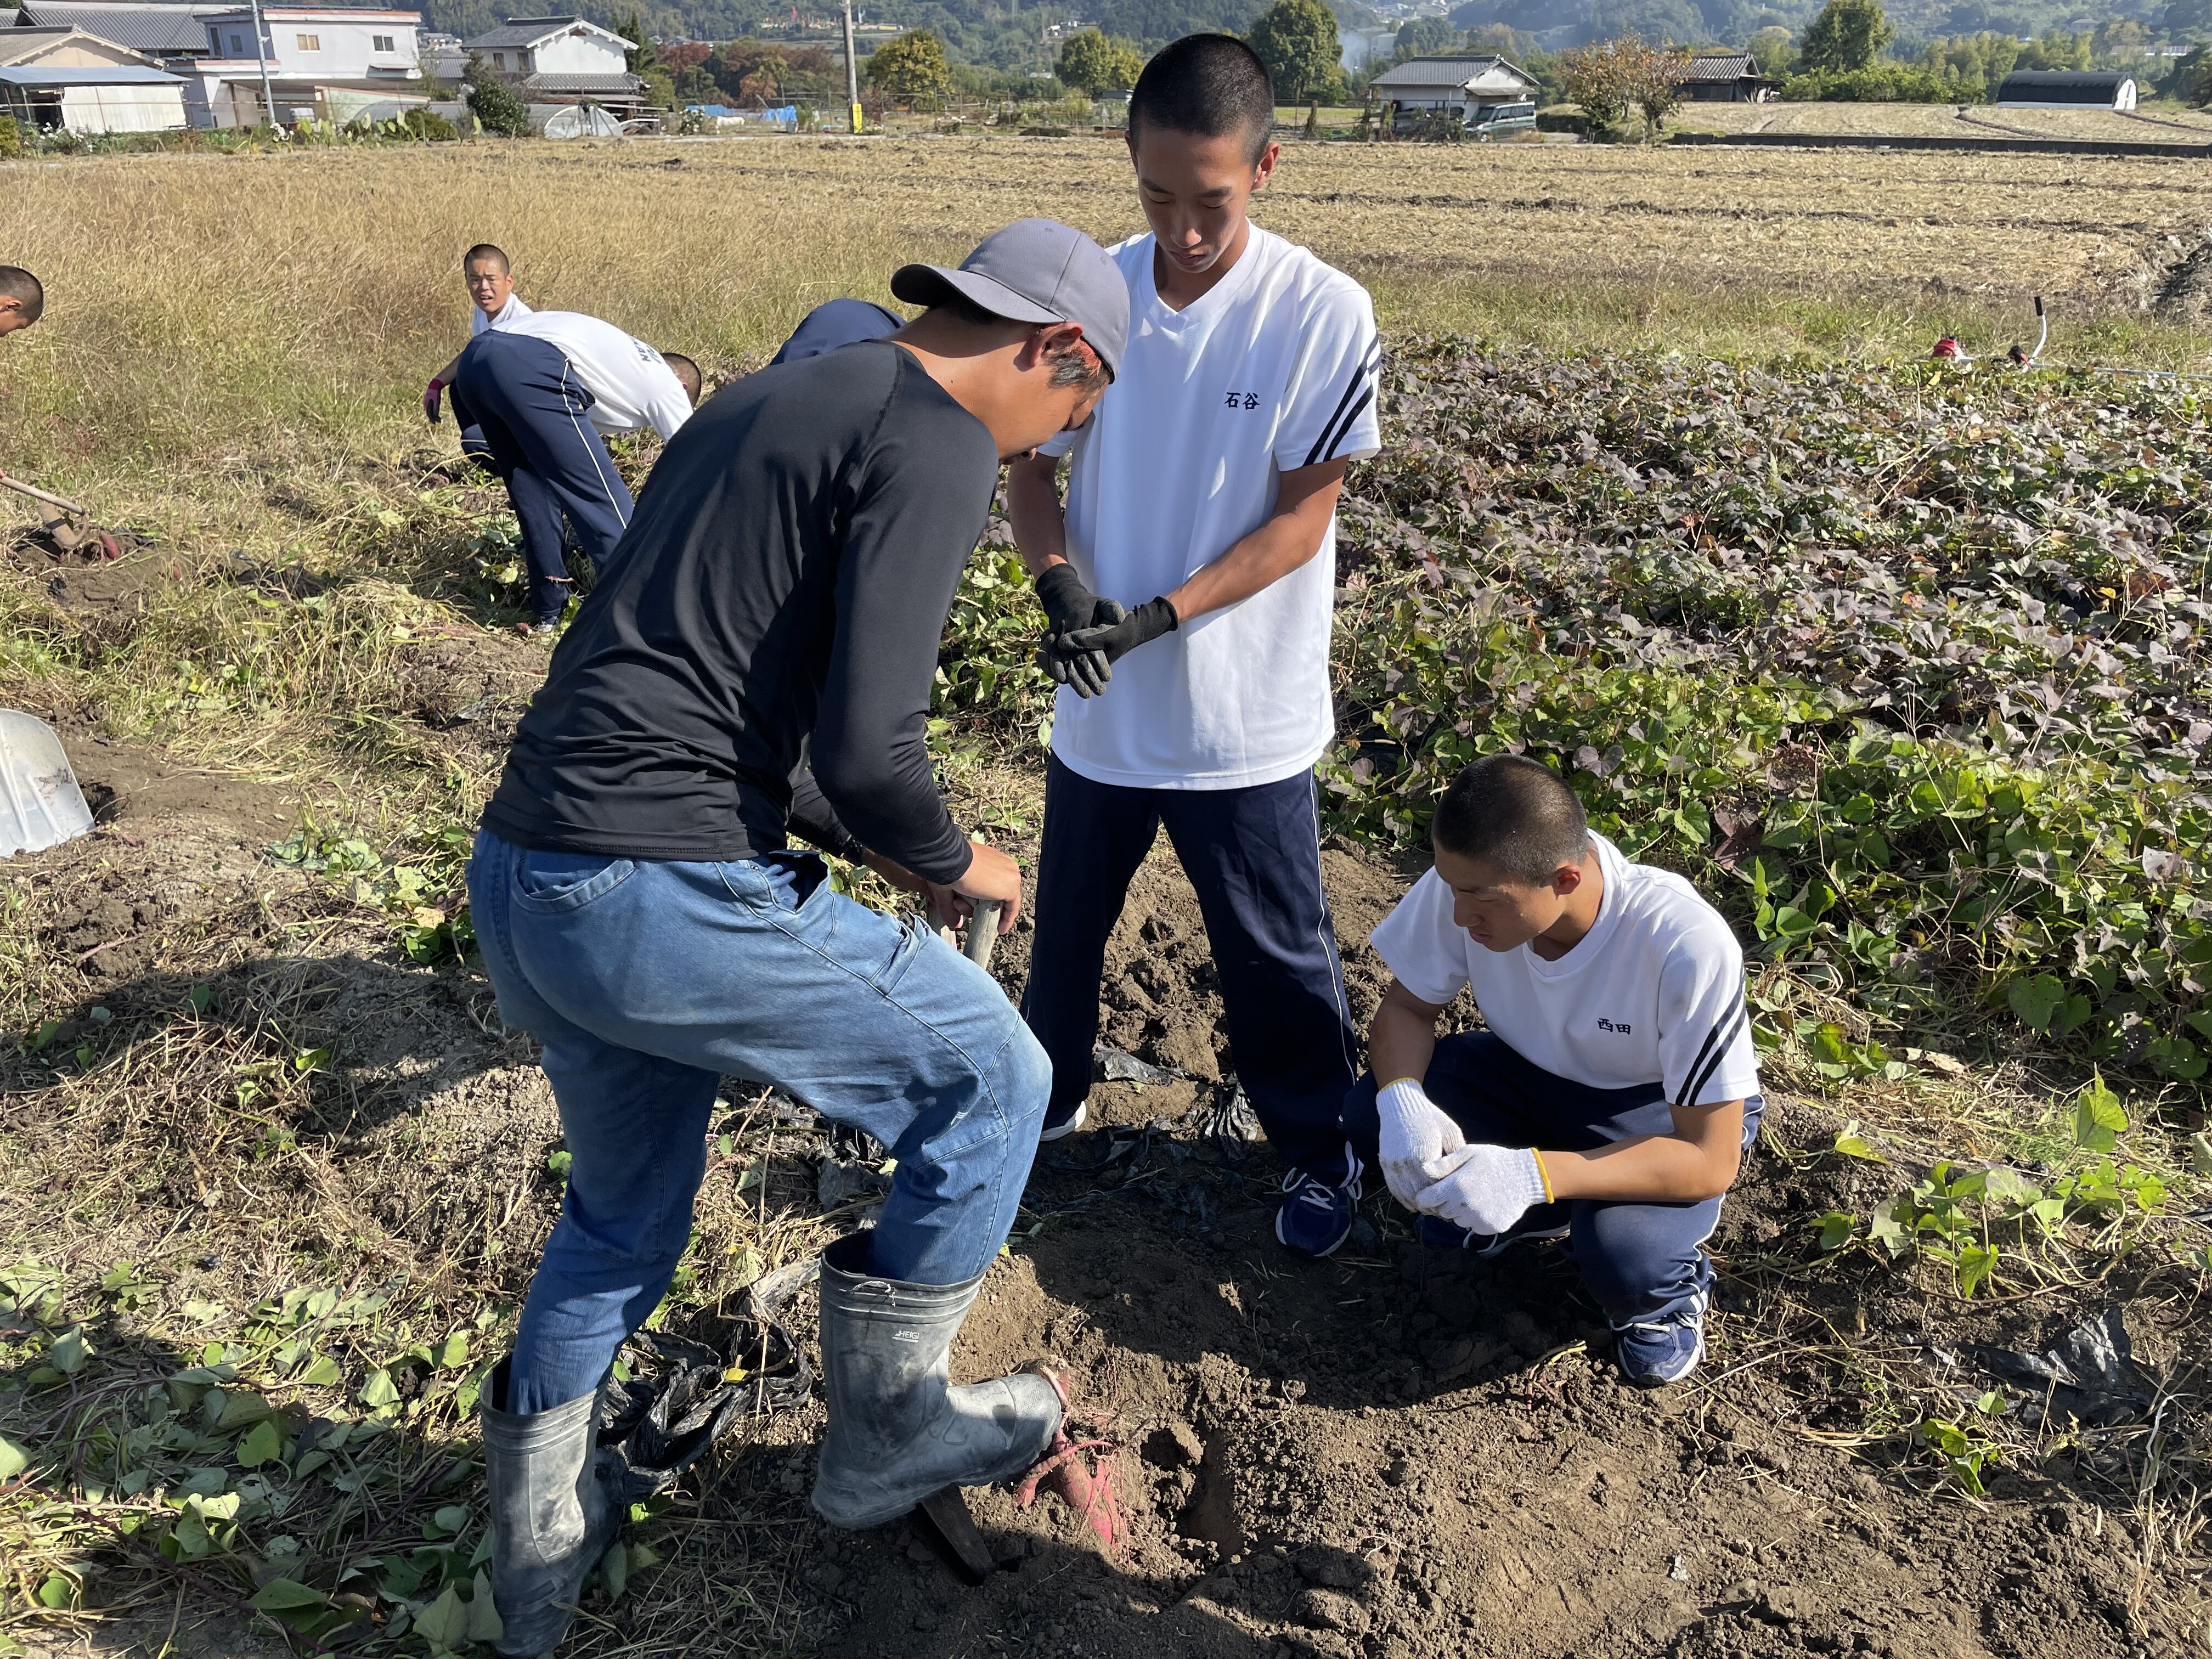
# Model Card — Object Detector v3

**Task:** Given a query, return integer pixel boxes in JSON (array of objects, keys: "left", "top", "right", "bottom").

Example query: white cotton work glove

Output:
[
  {"left": 1413, "top": 1143, "right": 1550, "bottom": 1238},
  {"left": 1374, "top": 1077, "right": 1467, "bottom": 1211}
]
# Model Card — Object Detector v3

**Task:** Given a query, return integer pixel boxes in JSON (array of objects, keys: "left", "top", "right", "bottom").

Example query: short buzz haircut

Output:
[
  {"left": 926, "top": 291, "right": 1111, "bottom": 396},
  {"left": 661, "top": 351, "right": 702, "bottom": 404},
  {"left": 0, "top": 266, "right": 44, "bottom": 325},
  {"left": 463, "top": 243, "right": 510, "bottom": 273},
  {"left": 1432, "top": 754, "right": 1590, "bottom": 885},
  {"left": 1128, "top": 33, "right": 1274, "bottom": 165}
]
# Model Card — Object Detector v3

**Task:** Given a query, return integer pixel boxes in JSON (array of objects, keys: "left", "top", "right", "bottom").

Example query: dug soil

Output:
[
  {"left": 4, "top": 529, "right": 191, "bottom": 616},
  {"left": 4, "top": 688, "right": 2202, "bottom": 1659},
  {"left": 805, "top": 865, "right": 2200, "bottom": 1659}
]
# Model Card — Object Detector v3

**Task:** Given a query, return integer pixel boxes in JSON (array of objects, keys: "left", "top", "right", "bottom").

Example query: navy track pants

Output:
[
  {"left": 1018, "top": 754, "right": 1360, "bottom": 1180},
  {"left": 1341, "top": 1031, "right": 1765, "bottom": 1327},
  {"left": 452, "top": 331, "right": 633, "bottom": 623}
]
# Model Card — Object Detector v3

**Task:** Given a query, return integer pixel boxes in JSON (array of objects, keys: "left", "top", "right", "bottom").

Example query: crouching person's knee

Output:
[{"left": 1572, "top": 1232, "right": 1641, "bottom": 1323}]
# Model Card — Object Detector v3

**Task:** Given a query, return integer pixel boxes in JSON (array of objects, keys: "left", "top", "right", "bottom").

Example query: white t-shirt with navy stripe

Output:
[
  {"left": 1370, "top": 833, "right": 1762, "bottom": 1107},
  {"left": 1041, "top": 228, "right": 1383, "bottom": 791},
  {"left": 499, "top": 310, "right": 693, "bottom": 442},
  {"left": 470, "top": 292, "right": 533, "bottom": 336}
]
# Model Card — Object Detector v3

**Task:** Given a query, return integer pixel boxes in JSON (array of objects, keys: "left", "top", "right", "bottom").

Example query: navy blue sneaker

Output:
[
  {"left": 1616, "top": 1310, "right": 1705, "bottom": 1387},
  {"left": 1417, "top": 1211, "right": 1570, "bottom": 1257},
  {"left": 1275, "top": 1152, "right": 1364, "bottom": 1258}
]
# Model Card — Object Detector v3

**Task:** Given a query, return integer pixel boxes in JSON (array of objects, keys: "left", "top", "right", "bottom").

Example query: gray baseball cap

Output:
[{"left": 891, "top": 218, "right": 1129, "bottom": 381}]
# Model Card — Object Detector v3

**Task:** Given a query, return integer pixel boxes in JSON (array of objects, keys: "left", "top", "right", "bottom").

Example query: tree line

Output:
[{"left": 577, "top": 0, "right": 2212, "bottom": 121}]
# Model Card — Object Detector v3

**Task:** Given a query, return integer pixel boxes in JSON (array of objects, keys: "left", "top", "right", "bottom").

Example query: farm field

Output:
[
  {"left": 1, "top": 136, "right": 2208, "bottom": 1659},
  {"left": 1673, "top": 98, "right": 2212, "bottom": 140},
  {"left": 5, "top": 134, "right": 2212, "bottom": 534}
]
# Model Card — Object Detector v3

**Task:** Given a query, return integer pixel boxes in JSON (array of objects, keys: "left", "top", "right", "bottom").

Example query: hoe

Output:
[{"left": 1, "top": 471, "right": 122, "bottom": 561}]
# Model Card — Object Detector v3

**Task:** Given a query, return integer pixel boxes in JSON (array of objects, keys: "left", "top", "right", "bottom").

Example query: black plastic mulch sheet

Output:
[{"left": 597, "top": 1259, "right": 820, "bottom": 1499}]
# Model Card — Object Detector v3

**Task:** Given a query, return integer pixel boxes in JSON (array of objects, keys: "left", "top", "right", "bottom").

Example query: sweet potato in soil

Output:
[{"left": 2, "top": 710, "right": 2202, "bottom": 1659}]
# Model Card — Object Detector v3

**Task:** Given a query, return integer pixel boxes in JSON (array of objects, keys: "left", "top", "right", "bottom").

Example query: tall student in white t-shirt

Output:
[
  {"left": 1349, "top": 754, "right": 1764, "bottom": 1386},
  {"left": 1006, "top": 33, "right": 1383, "bottom": 1257}
]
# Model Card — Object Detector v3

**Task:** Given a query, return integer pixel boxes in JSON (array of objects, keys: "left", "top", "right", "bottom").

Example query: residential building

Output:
[
  {"left": 6, "top": 0, "right": 224, "bottom": 68},
  {"left": 1679, "top": 49, "right": 1776, "bottom": 103},
  {"left": 420, "top": 25, "right": 462, "bottom": 77},
  {"left": 198, "top": 5, "right": 419, "bottom": 80},
  {"left": 0, "top": 23, "right": 186, "bottom": 130},
  {"left": 184, "top": 4, "right": 432, "bottom": 127},
  {"left": 460, "top": 15, "right": 642, "bottom": 116},
  {"left": 1368, "top": 53, "right": 1540, "bottom": 128}
]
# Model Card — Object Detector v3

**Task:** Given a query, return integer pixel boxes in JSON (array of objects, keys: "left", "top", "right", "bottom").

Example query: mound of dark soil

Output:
[
  {"left": 766, "top": 851, "right": 2198, "bottom": 1659},
  {"left": 5, "top": 532, "right": 188, "bottom": 613}
]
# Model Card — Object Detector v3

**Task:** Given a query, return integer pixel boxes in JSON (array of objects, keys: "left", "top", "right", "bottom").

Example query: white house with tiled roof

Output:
[
  {"left": 183, "top": 3, "right": 441, "bottom": 126},
  {"left": 1368, "top": 53, "right": 1538, "bottom": 117},
  {"left": 461, "top": 15, "right": 643, "bottom": 115}
]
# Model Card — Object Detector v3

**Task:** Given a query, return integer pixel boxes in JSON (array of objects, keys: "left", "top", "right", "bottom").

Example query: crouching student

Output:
[{"left": 1344, "top": 753, "right": 1762, "bottom": 1387}]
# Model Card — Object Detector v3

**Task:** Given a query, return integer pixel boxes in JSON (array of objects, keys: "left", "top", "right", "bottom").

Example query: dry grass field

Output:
[
  {"left": 5, "top": 132, "right": 2211, "bottom": 534},
  {"left": 1673, "top": 98, "right": 2212, "bottom": 139},
  {"left": 2, "top": 136, "right": 2209, "bottom": 1659}
]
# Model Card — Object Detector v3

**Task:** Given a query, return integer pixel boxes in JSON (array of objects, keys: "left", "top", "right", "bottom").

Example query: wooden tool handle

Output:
[
  {"left": 0, "top": 473, "right": 88, "bottom": 517},
  {"left": 963, "top": 898, "right": 1005, "bottom": 971}
]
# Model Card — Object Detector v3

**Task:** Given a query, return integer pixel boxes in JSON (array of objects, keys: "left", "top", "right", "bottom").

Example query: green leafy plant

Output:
[
  {"left": 1921, "top": 1392, "right": 2006, "bottom": 1495},
  {"left": 1318, "top": 341, "right": 2210, "bottom": 1084},
  {"left": 1835, "top": 1075, "right": 2169, "bottom": 1296}
]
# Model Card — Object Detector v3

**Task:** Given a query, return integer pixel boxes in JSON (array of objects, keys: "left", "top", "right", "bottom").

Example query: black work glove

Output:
[
  {"left": 1033, "top": 561, "right": 1119, "bottom": 699},
  {"left": 1034, "top": 561, "right": 1105, "bottom": 637},
  {"left": 1060, "top": 597, "right": 1179, "bottom": 687}
]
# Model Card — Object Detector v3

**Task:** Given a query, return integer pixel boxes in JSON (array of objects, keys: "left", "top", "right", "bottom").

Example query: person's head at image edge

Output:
[
  {"left": 1125, "top": 35, "right": 1280, "bottom": 294},
  {"left": 661, "top": 352, "right": 703, "bottom": 407},
  {"left": 888, "top": 216, "right": 1126, "bottom": 459},
  {"left": 0, "top": 266, "right": 43, "bottom": 337}
]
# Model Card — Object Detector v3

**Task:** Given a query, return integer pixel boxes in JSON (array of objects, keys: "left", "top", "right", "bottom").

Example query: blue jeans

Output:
[
  {"left": 1342, "top": 1032, "right": 1765, "bottom": 1328},
  {"left": 466, "top": 829, "right": 1049, "bottom": 1414},
  {"left": 1019, "top": 756, "right": 1360, "bottom": 1179}
]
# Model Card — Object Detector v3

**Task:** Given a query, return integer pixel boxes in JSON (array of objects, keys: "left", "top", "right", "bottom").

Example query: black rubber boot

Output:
[
  {"left": 810, "top": 1234, "right": 1063, "bottom": 1530},
  {"left": 479, "top": 1358, "right": 622, "bottom": 1657}
]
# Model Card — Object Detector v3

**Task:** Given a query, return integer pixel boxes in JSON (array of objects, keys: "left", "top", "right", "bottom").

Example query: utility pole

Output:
[
  {"left": 247, "top": 0, "right": 278, "bottom": 128},
  {"left": 842, "top": 0, "right": 861, "bottom": 132}
]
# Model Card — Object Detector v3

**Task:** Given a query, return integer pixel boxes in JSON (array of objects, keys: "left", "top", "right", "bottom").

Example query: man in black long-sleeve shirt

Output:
[{"left": 463, "top": 219, "right": 1129, "bottom": 1656}]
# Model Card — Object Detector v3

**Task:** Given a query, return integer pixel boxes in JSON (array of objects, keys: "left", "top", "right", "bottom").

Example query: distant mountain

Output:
[
  {"left": 1447, "top": 0, "right": 2164, "bottom": 48},
  {"left": 417, "top": 0, "right": 1381, "bottom": 70}
]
